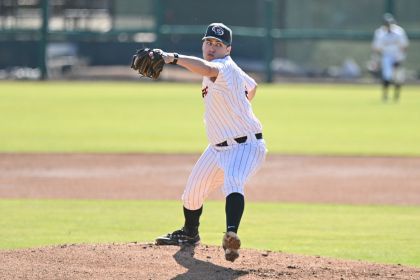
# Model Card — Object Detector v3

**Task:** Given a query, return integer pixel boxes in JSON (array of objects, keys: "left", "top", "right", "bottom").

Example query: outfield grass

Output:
[
  {"left": 0, "top": 200, "right": 419, "bottom": 266},
  {"left": 1, "top": 81, "right": 420, "bottom": 155}
]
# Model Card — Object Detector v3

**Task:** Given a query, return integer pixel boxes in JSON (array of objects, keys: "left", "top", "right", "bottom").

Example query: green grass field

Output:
[
  {"left": 1, "top": 81, "right": 420, "bottom": 155},
  {"left": 1, "top": 81, "right": 420, "bottom": 267},
  {"left": 0, "top": 200, "right": 419, "bottom": 266}
]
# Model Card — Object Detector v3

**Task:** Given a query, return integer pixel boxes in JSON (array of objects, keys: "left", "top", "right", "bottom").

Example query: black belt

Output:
[{"left": 216, "top": 133, "right": 263, "bottom": 147}]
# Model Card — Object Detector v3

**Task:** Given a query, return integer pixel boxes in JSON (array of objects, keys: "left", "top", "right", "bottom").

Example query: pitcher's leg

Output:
[
  {"left": 222, "top": 142, "right": 266, "bottom": 230},
  {"left": 225, "top": 192, "right": 244, "bottom": 233},
  {"left": 220, "top": 141, "right": 266, "bottom": 262},
  {"left": 223, "top": 192, "right": 244, "bottom": 261},
  {"left": 182, "top": 146, "right": 223, "bottom": 211},
  {"left": 156, "top": 146, "right": 223, "bottom": 246},
  {"left": 221, "top": 142, "right": 267, "bottom": 198},
  {"left": 182, "top": 206, "right": 202, "bottom": 237}
]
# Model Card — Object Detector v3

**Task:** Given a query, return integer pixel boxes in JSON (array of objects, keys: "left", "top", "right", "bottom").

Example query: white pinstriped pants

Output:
[{"left": 182, "top": 139, "right": 267, "bottom": 210}]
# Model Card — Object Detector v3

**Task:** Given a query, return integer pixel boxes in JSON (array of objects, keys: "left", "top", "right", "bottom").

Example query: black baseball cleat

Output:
[{"left": 155, "top": 228, "right": 200, "bottom": 246}]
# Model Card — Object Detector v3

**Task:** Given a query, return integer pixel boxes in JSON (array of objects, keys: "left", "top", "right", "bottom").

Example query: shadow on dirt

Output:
[{"left": 172, "top": 245, "right": 248, "bottom": 280}]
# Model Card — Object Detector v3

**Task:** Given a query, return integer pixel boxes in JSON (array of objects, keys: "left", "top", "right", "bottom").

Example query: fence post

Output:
[
  {"left": 39, "top": 0, "right": 49, "bottom": 80},
  {"left": 154, "top": 0, "right": 163, "bottom": 46},
  {"left": 385, "top": 0, "right": 395, "bottom": 15},
  {"left": 264, "top": 0, "right": 274, "bottom": 83}
]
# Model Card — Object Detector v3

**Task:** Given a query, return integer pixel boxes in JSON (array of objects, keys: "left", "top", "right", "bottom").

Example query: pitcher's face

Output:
[{"left": 202, "top": 38, "right": 231, "bottom": 61}]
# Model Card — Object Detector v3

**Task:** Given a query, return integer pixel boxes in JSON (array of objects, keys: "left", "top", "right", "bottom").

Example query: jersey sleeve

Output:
[
  {"left": 242, "top": 70, "right": 257, "bottom": 91},
  {"left": 213, "top": 58, "right": 257, "bottom": 89},
  {"left": 211, "top": 60, "right": 228, "bottom": 81}
]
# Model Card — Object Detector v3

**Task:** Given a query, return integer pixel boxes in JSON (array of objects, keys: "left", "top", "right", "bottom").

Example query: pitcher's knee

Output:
[
  {"left": 223, "top": 185, "right": 245, "bottom": 197},
  {"left": 182, "top": 190, "right": 204, "bottom": 210},
  {"left": 225, "top": 175, "right": 244, "bottom": 189}
]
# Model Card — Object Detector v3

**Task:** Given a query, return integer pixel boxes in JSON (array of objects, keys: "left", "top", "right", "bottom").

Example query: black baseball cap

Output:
[{"left": 202, "top": 23, "right": 232, "bottom": 46}]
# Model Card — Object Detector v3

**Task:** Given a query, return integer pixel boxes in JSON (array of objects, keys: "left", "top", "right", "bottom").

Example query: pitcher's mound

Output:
[{"left": 1, "top": 243, "right": 419, "bottom": 279}]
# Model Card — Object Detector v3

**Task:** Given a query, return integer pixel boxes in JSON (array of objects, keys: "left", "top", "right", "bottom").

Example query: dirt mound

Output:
[{"left": 0, "top": 243, "right": 419, "bottom": 280}]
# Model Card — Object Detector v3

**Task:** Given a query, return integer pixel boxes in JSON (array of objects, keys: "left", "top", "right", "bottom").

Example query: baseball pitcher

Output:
[{"left": 132, "top": 23, "right": 266, "bottom": 262}]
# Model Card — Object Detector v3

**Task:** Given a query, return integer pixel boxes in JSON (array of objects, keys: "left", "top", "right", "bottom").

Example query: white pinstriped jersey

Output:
[{"left": 201, "top": 56, "right": 262, "bottom": 145}]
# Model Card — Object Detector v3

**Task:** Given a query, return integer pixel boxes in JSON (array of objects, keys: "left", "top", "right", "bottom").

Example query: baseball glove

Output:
[{"left": 131, "top": 48, "right": 165, "bottom": 80}]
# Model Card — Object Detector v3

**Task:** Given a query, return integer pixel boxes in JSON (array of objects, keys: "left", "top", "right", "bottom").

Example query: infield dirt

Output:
[
  {"left": 1, "top": 153, "right": 420, "bottom": 279},
  {"left": 1, "top": 153, "right": 420, "bottom": 204}
]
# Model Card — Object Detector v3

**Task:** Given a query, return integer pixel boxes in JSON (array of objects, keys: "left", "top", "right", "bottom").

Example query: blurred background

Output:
[{"left": 0, "top": 0, "right": 419, "bottom": 82}]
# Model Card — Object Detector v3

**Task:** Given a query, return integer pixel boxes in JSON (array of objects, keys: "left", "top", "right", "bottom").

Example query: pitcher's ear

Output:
[{"left": 227, "top": 45, "right": 232, "bottom": 55}]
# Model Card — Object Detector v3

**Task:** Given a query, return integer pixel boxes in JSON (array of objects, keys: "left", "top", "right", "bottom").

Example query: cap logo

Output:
[{"left": 212, "top": 26, "right": 224, "bottom": 36}]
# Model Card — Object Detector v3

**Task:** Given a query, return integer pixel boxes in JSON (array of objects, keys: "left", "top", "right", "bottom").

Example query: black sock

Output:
[
  {"left": 183, "top": 206, "right": 202, "bottom": 236},
  {"left": 225, "top": 192, "right": 245, "bottom": 233}
]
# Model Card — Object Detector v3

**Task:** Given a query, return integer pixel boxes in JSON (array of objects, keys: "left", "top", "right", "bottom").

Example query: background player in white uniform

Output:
[
  {"left": 372, "top": 13, "right": 409, "bottom": 102},
  {"left": 154, "top": 23, "right": 267, "bottom": 262}
]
